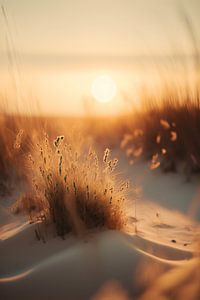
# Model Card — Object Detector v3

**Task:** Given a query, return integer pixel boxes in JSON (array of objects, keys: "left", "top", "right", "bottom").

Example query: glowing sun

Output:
[{"left": 91, "top": 75, "right": 117, "bottom": 103}]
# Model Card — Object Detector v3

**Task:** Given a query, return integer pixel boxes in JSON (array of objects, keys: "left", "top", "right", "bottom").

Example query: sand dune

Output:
[
  {"left": 0, "top": 197, "right": 198, "bottom": 300},
  {"left": 0, "top": 159, "right": 200, "bottom": 300},
  {"left": 0, "top": 229, "right": 190, "bottom": 300}
]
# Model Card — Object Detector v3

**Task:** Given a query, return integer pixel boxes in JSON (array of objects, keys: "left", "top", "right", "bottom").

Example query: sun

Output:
[{"left": 91, "top": 75, "right": 117, "bottom": 103}]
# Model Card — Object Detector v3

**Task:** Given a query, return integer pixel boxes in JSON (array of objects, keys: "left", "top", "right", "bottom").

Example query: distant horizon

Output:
[{"left": 0, "top": 0, "right": 199, "bottom": 117}]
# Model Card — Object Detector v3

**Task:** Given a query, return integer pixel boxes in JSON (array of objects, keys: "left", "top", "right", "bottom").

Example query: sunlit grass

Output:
[{"left": 17, "top": 134, "right": 129, "bottom": 238}]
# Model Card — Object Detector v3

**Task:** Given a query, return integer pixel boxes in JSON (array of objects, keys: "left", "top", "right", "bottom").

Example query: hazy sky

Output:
[
  {"left": 1, "top": 0, "right": 200, "bottom": 58},
  {"left": 0, "top": 0, "right": 199, "bottom": 116}
]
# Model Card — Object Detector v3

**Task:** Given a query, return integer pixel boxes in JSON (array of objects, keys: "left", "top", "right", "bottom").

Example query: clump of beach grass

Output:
[
  {"left": 25, "top": 134, "right": 129, "bottom": 238},
  {"left": 120, "top": 84, "right": 200, "bottom": 178}
]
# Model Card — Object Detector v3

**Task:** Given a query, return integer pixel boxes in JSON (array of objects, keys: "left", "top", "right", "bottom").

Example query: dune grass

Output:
[
  {"left": 21, "top": 134, "right": 128, "bottom": 238},
  {"left": 0, "top": 100, "right": 68, "bottom": 190},
  {"left": 140, "top": 240, "right": 200, "bottom": 300},
  {"left": 120, "top": 84, "right": 200, "bottom": 177},
  {"left": 0, "top": 112, "right": 45, "bottom": 187},
  {"left": 0, "top": 111, "right": 23, "bottom": 188}
]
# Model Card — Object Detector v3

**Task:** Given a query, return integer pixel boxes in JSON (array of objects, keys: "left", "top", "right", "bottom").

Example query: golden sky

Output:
[
  {"left": 0, "top": 0, "right": 199, "bottom": 116},
  {"left": 1, "top": 0, "right": 199, "bottom": 58}
]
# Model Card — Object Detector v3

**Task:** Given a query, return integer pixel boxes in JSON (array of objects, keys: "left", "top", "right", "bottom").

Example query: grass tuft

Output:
[{"left": 23, "top": 134, "right": 128, "bottom": 238}]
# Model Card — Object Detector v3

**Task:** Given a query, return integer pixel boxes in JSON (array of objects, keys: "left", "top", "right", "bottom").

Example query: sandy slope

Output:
[
  {"left": 119, "top": 153, "right": 200, "bottom": 248},
  {"left": 0, "top": 221, "right": 193, "bottom": 300},
  {"left": 0, "top": 204, "right": 199, "bottom": 299},
  {"left": 0, "top": 160, "right": 200, "bottom": 300},
  {"left": 117, "top": 151, "right": 200, "bottom": 217}
]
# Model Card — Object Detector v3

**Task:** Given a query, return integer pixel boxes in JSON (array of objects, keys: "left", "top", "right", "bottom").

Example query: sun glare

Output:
[{"left": 91, "top": 75, "right": 117, "bottom": 103}]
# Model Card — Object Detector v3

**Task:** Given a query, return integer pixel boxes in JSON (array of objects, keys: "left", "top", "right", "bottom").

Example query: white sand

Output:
[{"left": 0, "top": 160, "right": 200, "bottom": 299}]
